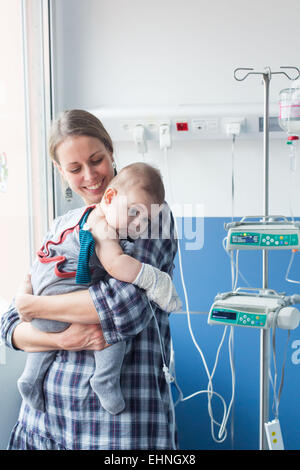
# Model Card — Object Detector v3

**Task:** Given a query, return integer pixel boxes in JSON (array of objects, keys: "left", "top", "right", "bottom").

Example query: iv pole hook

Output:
[
  {"left": 234, "top": 66, "right": 300, "bottom": 82},
  {"left": 277, "top": 66, "right": 300, "bottom": 80},
  {"left": 234, "top": 68, "right": 256, "bottom": 81}
]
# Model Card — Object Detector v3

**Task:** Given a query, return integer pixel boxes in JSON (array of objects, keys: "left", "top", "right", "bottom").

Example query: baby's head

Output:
[{"left": 100, "top": 162, "right": 165, "bottom": 239}]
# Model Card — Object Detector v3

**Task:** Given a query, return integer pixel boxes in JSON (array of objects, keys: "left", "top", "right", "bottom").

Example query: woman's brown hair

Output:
[{"left": 49, "top": 109, "right": 114, "bottom": 163}]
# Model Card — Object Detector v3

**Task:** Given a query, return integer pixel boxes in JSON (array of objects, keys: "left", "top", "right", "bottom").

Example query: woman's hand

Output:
[
  {"left": 15, "top": 274, "right": 36, "bottom": 322},
  {"left": 12, "top": 319, "right": 109, "bottom": 353},
  {"left": 56, "top": 322, "right": 109, "bottom": 351}
]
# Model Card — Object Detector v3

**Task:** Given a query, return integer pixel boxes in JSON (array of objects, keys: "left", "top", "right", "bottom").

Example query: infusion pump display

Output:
[
  {"left": 208, "top": 291, "right": 300, "bottom": 331},
  {"left": 226, "top": 225, "right": 300, "bottom": 251},
  {"left": 208, "top": 307, "right": 267, "bottom": 328},
  {"left": 230, "top": 232, "right": 298, "bottom": 247}
]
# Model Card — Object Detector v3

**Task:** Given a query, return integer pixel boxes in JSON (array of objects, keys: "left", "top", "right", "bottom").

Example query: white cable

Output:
[
  {"left": 149, "top": 302, "right": 177, "bottom": 450},
  {"left": 233, "top": 251, "right": 239, "bottom": 291},
  {"left": 288, "top": 144, "right": 296, "bottom": 223},
  {"left": 162, "top": 146, "right": 234, "bottom": 444},
  {"left": 231, "top": 134, "right": 236, "bottom": 221},
  {"left": 218, "top": 326, "right": 236, "bottom": 439},
  {"left": 269, "top": 308, "right": 291, "bottom": 420},
  {"left": 285, "top": 250, "right": 300, "bottom": 285},
  {"left": 222, "top": 236, "right": 251, "bottom": 288}
]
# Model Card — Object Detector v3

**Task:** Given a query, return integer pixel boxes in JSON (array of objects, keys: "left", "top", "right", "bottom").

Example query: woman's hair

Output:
[{"left": 49, "top": 109, "right": 114, "bottom": 163}]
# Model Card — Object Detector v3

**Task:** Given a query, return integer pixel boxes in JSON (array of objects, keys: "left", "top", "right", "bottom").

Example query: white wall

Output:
[{"left": 51, "top": 0, "right": 300, "bottom": 217}]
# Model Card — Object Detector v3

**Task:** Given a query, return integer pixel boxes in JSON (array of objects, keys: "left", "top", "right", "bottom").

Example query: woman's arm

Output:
[
  {"left": 10, "top": 204, "right": 178, "bottom": 347},
  {"left": 1, "top": 298, "right": 107, "bottom": 353},
  {"left": 1, "top": 276, "right": 108, "bottom": 353},
  {"left": 16, "top": 288, "right": 100, "bottom": 325},
  {"left": 12, "top": 321, "right": 107, "bottom": 353}
]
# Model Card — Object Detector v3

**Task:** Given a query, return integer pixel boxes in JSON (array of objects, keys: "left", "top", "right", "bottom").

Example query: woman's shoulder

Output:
[{"left": 49, "top": 206, "right": 88, "bottom": 234}]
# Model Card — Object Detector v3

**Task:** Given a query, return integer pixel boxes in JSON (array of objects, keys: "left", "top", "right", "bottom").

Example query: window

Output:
[{"left": 0, "top": 0, "right": 52, "bottom": 303}]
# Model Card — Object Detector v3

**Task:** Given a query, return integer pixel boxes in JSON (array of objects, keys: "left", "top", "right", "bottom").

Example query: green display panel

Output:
[
  {"left": 210, "top": 308, "right": 267, "bottom": 328},
  {"left": 230, "top": 232, "right": 298, "bottom": 247}
]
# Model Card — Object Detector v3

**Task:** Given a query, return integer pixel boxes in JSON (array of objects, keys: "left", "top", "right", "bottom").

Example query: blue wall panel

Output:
[{"left": 170, "top": 217, "right": 300, "bottom": 450}]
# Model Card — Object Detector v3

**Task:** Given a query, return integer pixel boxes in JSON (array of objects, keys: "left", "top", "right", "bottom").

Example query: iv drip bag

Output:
[{"left": 279, "top": 80, "right": 300, "bottom": 134}]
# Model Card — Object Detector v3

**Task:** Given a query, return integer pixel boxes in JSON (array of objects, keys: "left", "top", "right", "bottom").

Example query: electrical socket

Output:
[
  {"left": 159, "top": 123, "right": 171, "bottom": 149},
  {"left": 133, "top": 124, "right": 147, "bottom": 154},
  {"left": 192, "top": 119, "right": 206, "bottom": 132},
  {"left": 121, "top": 120, "right": 170, "bottom": 134},
  {"left": 264, "top": 419, "right": 284, "bottom": 450},
  {"left": 223, "top": 117, "right": 246, "bottom": 136}
]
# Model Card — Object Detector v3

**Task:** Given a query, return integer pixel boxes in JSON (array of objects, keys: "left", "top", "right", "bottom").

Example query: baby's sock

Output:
[
  {"left": 90, "top": 374, "right": 125, "bottom": 415},
  {"left": 17, "top": 377, "right": 46, "bottom": 412},
  {"left": 91, "top": 342, "right": 126, "bottom": 415},
  {"left": 17, "top": 351, "right": 56, "bottom": 412}
]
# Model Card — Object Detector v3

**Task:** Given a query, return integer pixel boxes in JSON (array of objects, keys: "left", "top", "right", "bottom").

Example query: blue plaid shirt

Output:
[{"left": 1, "top": 204, "right": 178, "bottom": 450}]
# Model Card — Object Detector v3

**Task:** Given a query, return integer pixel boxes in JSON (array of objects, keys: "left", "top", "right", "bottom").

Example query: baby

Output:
[{"left": 17, "top": 162, "right": 181, "bottom": 414}]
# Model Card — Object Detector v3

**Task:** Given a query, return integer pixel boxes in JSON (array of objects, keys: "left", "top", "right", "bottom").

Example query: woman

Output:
[{"left": 1, "top": 109, "right": 178, "bottom": 450}]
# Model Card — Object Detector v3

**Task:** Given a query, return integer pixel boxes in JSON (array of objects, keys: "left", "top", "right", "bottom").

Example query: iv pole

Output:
[{"left": 234, "top": 66, "right": 300, "bottom": 450}]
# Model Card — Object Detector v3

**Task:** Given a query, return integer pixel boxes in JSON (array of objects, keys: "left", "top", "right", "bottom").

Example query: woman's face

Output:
[{"left": 55, "top": 135, "right": 115, "bottom": 205}]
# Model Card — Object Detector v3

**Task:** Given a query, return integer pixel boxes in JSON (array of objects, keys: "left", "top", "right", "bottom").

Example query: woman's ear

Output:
[
  {"left": 103, "top": 187, "right": 117, "bottom": 205},
  {"left": 53, "top": 160, "right": 64, "bottom": 176},
  {"left": 53, "top": 161, "right": 69, "bottom": 190}
]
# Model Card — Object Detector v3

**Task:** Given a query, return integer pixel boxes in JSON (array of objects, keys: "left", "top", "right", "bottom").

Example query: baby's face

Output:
[{"left": 104, "top": 187, "right": 161, "bottom": 239}]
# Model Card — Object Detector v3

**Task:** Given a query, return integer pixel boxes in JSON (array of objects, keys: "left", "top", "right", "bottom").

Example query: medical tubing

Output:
[
  {"left": 275, "top": 330, "right": 290, "bottom": 416},
  {"left": 218, "top": 326, "right": 236, "bottom": 439},
  {"left": 285, "top": 250, "right": 300, "bottom": 285},
  {"left": 233, "top": 251, "right": 239, "bottom": 291},
  {"left": 166, "top": 170, "right": 227, "bottom": 440},
  {"left": 222, "top": 236, "right": 251, "bottom": 288},
  {"left": 284, "top": 81, "right": 299, "bottom": 222},
  {"left": 177, "top": 221, "right": 230, "bottom": 442},
  {"left": 206, "top": 326, "right": 230, "bottom": 441},
  {"left": 207, "top": 326, "right": 236, "bottom": 443},
  {"left": 270, "top": 309, "right": 291, "bottom": 420},
  {"left": 288, "top": 143, "right": 296, "bottom": 222},
  {"left": 231, "top": 134, "right": 236, "bottom": 221},
  {"left": 148, "top": 302, "right": 177, "bottom": 450},
  {"left": 165, "top": 148, "right": 235, "bottom": 442},
  {"left": 163, "top": 148, "right": 234, "bottom": 444}
]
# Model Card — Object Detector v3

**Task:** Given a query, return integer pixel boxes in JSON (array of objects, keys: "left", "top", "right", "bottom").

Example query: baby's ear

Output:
[{"left": 103, "top": 187, "right": 117, "bottom": 204}]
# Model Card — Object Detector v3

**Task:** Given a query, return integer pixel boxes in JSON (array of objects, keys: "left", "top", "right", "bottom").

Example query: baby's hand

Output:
[
  {"left": 87, "top": 206, "right": 117, "bottom": 241},
  {"left": 95, "top": 218, "right": 118, "bottom": 241},
  {"left": 86, "top": 204, "right": 104, "bottom": 230}
]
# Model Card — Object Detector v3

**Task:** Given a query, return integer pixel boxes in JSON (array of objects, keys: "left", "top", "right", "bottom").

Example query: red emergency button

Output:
[{"left": 176, "top": 122, "right": 189, "bottom": 131}]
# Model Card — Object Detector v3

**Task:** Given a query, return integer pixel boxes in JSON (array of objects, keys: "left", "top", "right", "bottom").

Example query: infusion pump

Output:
[
  {"left": 225, "top": 217, "right": 300, "bottom": 251},
  {"left": 208, "top": 289, "right": 300, "bottom": 330}
]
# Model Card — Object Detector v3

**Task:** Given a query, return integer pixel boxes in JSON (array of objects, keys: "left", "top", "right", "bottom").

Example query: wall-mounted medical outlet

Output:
[
  {"left": 192, "top": 119, "right": 219, "bottom": 133},
  {"left": 121, "top": 119, "right": 171, "bottom": 138},
  {"left": 89, "top": 104, "right": 287, "bottom": 142},
  {"left": 133, "top": 124, "right": 147, "bottom": 154},
  {"left": 222, "top": 117, "right": 246, "bottom": 136},
  {"left": 192, "top": 119, "right": 206, "bottom": 132},
  {"left": 159, "top": 123, "right": 172, "bottom": 149},
  {"left": 176, "top": 121, "right": 189, "bottom": 131}
]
